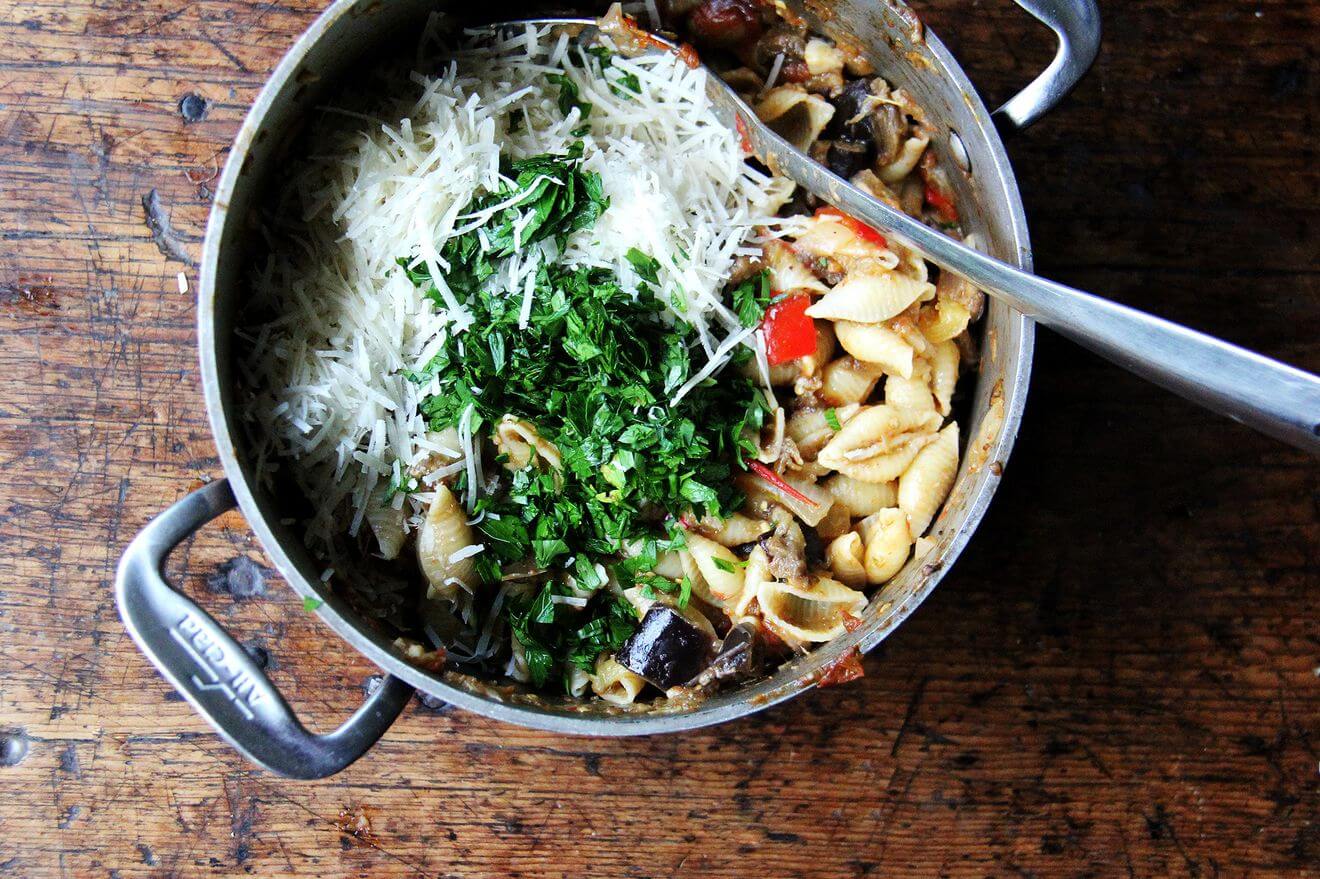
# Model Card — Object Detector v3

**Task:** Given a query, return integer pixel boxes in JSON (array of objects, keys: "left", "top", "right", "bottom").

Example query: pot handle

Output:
[
  {"left": 993, "top": 0, "right": 1101, "bottom": 132},
  {"left": 115, "top": 479, "right": 414, "bottom": 779}
]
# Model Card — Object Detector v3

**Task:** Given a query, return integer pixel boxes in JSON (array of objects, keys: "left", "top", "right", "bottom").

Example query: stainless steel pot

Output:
[{"left": 116, "top": 0, "right": 1100, "bottom": 778}]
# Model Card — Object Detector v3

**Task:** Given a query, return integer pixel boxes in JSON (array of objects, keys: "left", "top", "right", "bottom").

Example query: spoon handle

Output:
[{"left": 780, "top": 149, "right": 1320, "bottom": 454}]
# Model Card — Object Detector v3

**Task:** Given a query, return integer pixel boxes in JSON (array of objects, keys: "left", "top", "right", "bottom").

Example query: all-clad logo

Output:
[{"left": 169, "top": 612, "right": 267, "bottom": 720}]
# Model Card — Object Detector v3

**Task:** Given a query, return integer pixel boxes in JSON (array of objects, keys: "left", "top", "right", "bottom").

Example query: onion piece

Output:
[{"left": 736, "top": 471, "right": 834, "bottom": 526}]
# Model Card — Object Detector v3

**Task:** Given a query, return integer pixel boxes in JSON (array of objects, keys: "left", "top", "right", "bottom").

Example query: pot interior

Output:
[{"left": 201, "top": 0, "right": 1032, "bottom": 733}]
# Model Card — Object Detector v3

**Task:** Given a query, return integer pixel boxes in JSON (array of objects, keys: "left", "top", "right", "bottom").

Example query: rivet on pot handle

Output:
[
  {"left": 994, "top": 0, "right": 1101, "bottom": 133},
  {"left": 115, "top": 479, "right": 414, "bottom": 779}
]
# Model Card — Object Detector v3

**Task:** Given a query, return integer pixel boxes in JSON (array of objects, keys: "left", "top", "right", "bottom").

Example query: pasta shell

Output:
[
  {"left": 849, "top": 169, "right": 901, "bottom": 208},
  {"left": 859, "top": 507, "right": 912, "bottom": 583},
  {"left": 817, "top": 404, "right": 942, "bottom": 483},
  {"left": 735, "top": 470, "right": 834, "bottom": 526},
  {"left": 763, "top": 240, "right": 827, "bottom": 296},
  {"left": 410, "top": 427, "right": 463, "bottom": 480},
  {"left": 508, "top": 637, "right": 530, "bottom": 683},
  {"left": 620, "top": 585, "right": 718, "bottom": 641},
  {"left": 824, "top": 474, "right": 897, "bottom": 517},
  {"left": 803, "top": 320, "right": 838, "bottom": 376},
  {"left": 813, "top": 500, "right": 853, "bottom": 541},
  {"left": 786, "top": 406, "right": 839, "bottom": 459},
  {"left": 741, "top": 356, "right": 799, "bottom": 387},
  {"left": 682, "top": 532, "right": 746, "bottom": 604},
  {"left": 591, "top": 656, "right": 646, "bottom": 706},
  {"left": 898, "top": 246, "right": 931, "bottom": 285},
  {"left": 929, "top": 339, "right": 959, "bottom": 416},
  {"left": 806, "top": 266, "right": 934, "bottom": 323},
  {"left": 826, "top": 532, "right": 867, "bottom": 587},
  {"left": 919, "top": 299, "right": 971, "bottom": 343},
  {"left": 912, "top": 536, "right": 936, "bottom": 562},
  {"left": 821, "top": 356, "right": 886, "bottom": 405},
  {"left": 566, "top": 663, "right": 593, "bottom": 698},
  {"left": 898, "top": 422, "right": 960, "bottom": 536},
  {"left": 620, "top": 539, "right": 687, "bottom": 582},
  {"left": 366, "top": 486, "right": 407, "bottom": 560},
  {"left": 653, "top": 550, "right": 687, "bottom": 580},
  {"left": 833, "top": 321, "right": 915, "bottom": 378},
  {"left": 758, "top": 575, "right": 867, "bottom": 643},
  {"left": 738, "top": 546, "right": 773, "bottom": 617},
  {"left": 755, "top": 86, "right": 836, "bottom": 153},
  {"left": 417, "top": 484, "right": 477, "bottom": 600},
  {"left": 494, "top": 414, "right": 562, "bottom": 473},
  {"left": 884, "top": 363, "right": 936, "bottom": 414},
  {"left": 936, "top": 268, "right": 985, "bottom": 323},
  {"left": 878, "top": 133, "right": 930, "bottom": 183},
  {"left": 804, "top": 38, "right": 845, "bottom": 76},
  {"left": 792, "top": 214, "right": 894, "bottom": 265},
  {"left": 699, "top": 512, "right": 773, "bottom": 547}
]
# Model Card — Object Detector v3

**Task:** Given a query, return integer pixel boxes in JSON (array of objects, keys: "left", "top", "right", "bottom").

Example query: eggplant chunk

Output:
[
  {"left": 826, "top": 138, "right": 872, "bottom": 179},
  {"left": 616, "top": 605, "right": 717, "bottom": 690},
  {"left": 687, "top": 622, "right": 762, "bottom": 689},
  {"left": 828, "top": 77, "right": 874, "bottom": 140}
]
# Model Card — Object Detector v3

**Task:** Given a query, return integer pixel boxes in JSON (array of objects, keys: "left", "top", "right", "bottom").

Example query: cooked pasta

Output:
[{"left": 240, "top": 0, "right": 982, "bottom": 704}]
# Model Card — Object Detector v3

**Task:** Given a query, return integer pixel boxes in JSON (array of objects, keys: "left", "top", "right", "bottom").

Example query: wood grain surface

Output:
[{"left": 0, "top": 0, "right": 1317, "bottom": 876}]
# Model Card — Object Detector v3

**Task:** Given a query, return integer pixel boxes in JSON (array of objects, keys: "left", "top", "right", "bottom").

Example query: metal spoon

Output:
[{"left": 482, "top": 18, "right": 1320, "bottom": 454}]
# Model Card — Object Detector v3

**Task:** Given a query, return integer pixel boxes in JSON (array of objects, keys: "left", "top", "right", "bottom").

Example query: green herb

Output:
[
  {"left": 546, "top": 72, "right": 592, "bottom": 121},
  {"left": 586, "top": 46, "right": 641, "bottom": 98},
  {"left": 302, "top": 596, "right": 324, "bottom": 612},
  {"left": 507, "top": 586, "right": 637, "bottom": 687},
  {"left": 731, "top": 269, "right": 773, "bottom": 328},
  {"left": 399, "top": 146, "right": 771, "bottom": 691},
  {"left": 382, "top": 460, "right": 417, "bottom": 502},
  {"left": 400, "top": 144, "right": 609, "bottom": 305},
  {"left": 711, "top": 557, "right": 748, "bottom": 574},
  {"left": 824, "top": 408, "right": 842, "bottom": 431}
]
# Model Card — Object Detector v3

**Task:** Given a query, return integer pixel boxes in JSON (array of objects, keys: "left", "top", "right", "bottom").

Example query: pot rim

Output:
[{"left": 198, "top": 0, "right": 1034, "bottom": 735}]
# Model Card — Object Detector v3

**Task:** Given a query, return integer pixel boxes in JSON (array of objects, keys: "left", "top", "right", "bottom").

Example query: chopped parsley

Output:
[
  {"left": 586, "top": 46, "right": 642, "bottom": 98},
  {"left": 400, "top": 146, "right": 770, "bottom": 691},
  {"left": 824, "top": 408, "right": 842, "bottom": 431},
  {"left": 731, "top": 269, "right": 773, "bottom": 328},
  {"left": 507, "top": 587, "right": 637, "bottom": 688},
  {"left": 546, "top": 72, "right": 592, "bottom": 122}
]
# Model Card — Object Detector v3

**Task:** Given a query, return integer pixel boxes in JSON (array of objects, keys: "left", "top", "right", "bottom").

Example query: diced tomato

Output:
[
  {"left": 923, "top": 181, "right": 959, "bottom": 223},
  {"left": 675, "top": 42, "right": 701, "bottom": 69},
  {"left": 760, "top": 294, "right": 816, "bottom": 365},
  {"left": 814, "top": 206, "right": 887, "bottom": 248},
  {"left": 735, "top": 115, "right": 753, "bottom": 155},
  {"left": 818, "top": 646, "right": 865, "bottom": 687},
  {"left": 747, "top": 460, "right": 818, "bottom": 507}
]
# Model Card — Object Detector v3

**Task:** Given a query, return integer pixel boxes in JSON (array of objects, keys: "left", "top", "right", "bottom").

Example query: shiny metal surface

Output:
[
  {"left": 661, "top": 41, "right": 1320, "bottom": 452},
  {"left": 118, "top": 0, "right": 1100, "bottom": 767},
  {"left": 993, "top": 0, "right": 1102, "bottom": 132},
  {"left": 115, "top": 479, "right": 414, "bottom": 779}
]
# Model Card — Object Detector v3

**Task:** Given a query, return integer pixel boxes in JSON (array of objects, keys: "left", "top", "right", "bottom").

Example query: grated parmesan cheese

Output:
[{"left": 240, "top": 23, "right": 795, "bottom": 557}]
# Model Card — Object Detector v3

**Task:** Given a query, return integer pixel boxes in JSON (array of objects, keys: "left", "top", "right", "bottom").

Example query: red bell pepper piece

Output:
[
  {"left": 815, "top": 206, "right": 888, "bottom": 248},
  {"left": 923, "top": 182, "right": 959, "bottom": 223},
  {"left": 747, "top": 460, "right": 818, "bottom": 507},
  {"left": 760, "top": 294, "right": 816, "bottom": 365}
]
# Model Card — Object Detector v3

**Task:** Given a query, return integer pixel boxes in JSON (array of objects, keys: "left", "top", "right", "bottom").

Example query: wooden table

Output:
[{"left": 1, "top": 0, "right": 1316, "bottom": 875}]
